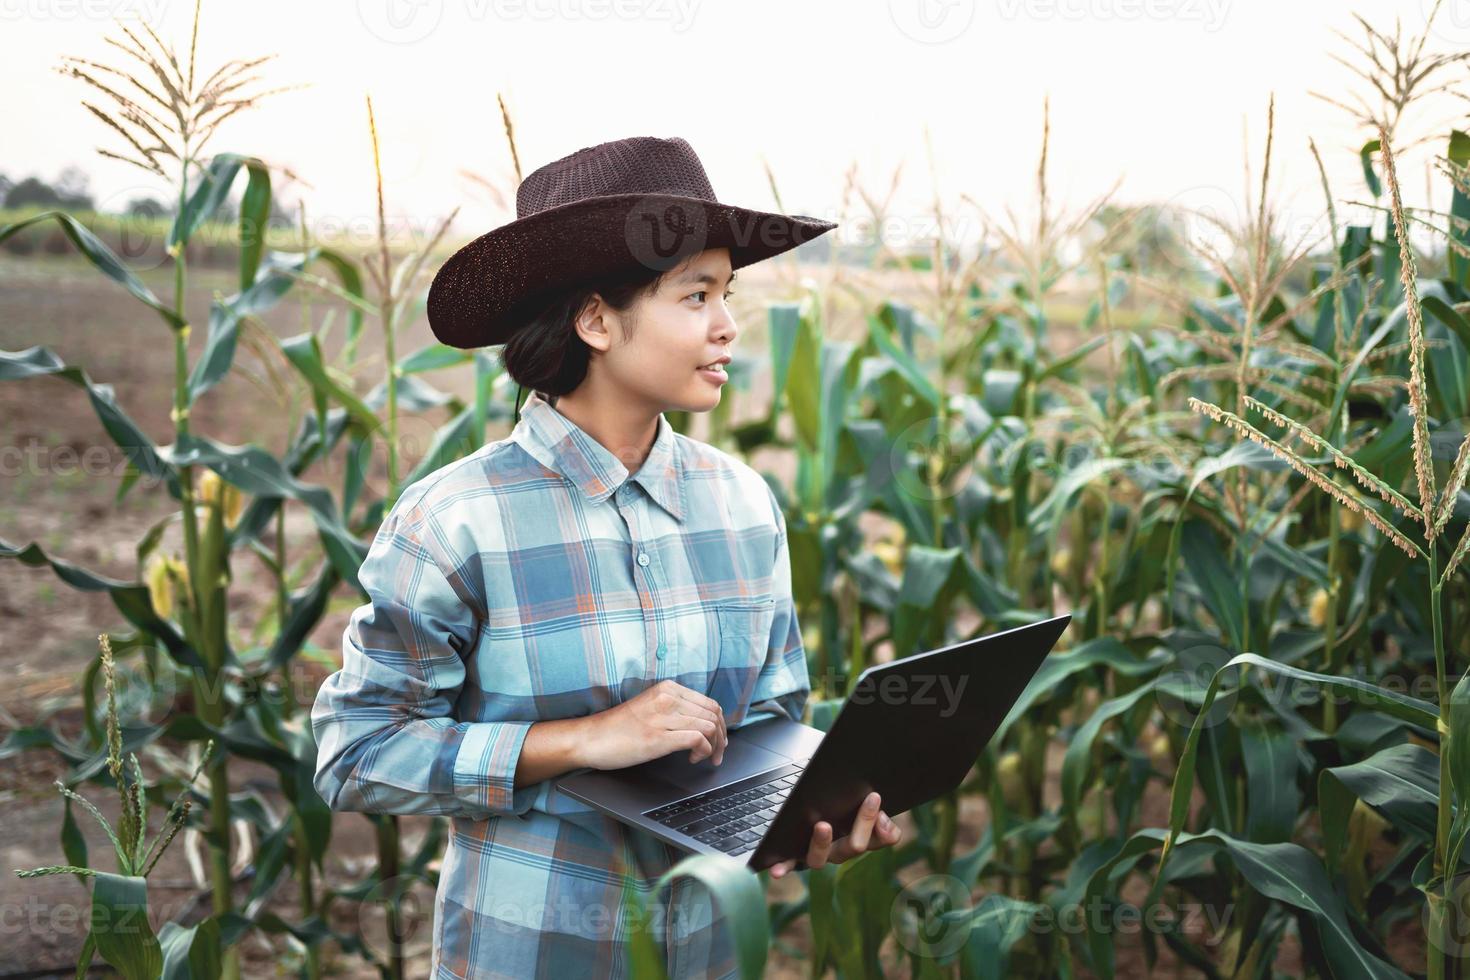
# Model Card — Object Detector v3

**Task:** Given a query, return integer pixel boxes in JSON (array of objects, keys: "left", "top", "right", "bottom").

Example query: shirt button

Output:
[
  {"left": 637, "top": 552, "right": 650, "bottom": 566},
  {"left": 656, "top": 643, "right": 666, "bottom": 659}
]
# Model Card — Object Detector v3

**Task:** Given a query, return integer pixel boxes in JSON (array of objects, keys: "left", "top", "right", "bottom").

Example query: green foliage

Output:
[{"left": 14, "top": 635, "right": 215, "bottom": 978}]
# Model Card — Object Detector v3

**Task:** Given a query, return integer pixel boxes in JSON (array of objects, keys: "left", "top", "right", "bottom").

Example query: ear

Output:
[{"left": 574, "top": 294, "right": 615, "bottom": 354}]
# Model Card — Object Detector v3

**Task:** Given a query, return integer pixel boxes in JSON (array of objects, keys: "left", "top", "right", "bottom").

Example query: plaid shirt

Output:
[{"left": 311, "top": 389, "right": 809, "bottom": 978}]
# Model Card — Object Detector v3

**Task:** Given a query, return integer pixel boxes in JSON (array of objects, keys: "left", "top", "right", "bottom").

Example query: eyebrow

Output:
[{"left": 677, "top": 269, "right": 738, "bottom": 287}]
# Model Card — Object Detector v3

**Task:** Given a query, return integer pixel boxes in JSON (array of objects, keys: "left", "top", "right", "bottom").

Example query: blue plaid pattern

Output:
[{"left": 311, "top": 389, "right": 809, "bottom": 978}]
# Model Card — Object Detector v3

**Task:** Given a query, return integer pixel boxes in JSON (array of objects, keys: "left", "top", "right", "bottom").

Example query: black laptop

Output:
[{"left": 553, "top": 613, "right": 1071, "bottom": 871}]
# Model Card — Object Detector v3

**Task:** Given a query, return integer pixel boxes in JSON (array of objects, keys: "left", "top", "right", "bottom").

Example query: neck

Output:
[{"left": 547, "top": 378, "right": 661, "bottom": 476}]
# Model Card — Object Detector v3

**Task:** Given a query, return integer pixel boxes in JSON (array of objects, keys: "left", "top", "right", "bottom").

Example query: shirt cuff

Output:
[{"left": 452, "top": 720, "right": 537, "bottom": 817}]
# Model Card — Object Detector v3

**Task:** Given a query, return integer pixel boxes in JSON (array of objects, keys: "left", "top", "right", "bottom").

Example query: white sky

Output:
[{"left": 5, "top": 0, "right": 1470, "bottom": 254}]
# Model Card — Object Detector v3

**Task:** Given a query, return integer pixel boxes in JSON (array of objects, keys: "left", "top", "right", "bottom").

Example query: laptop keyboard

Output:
[{"left": 644, "top": 762, "right": 803, "bottom": 856}]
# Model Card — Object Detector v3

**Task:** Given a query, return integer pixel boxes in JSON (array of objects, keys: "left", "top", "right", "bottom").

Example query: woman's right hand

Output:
[{"left": 580, "top": 680, "right": 728, "bottom": 770}]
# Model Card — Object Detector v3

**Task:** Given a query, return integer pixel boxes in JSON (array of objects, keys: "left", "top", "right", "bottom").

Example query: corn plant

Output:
[
  {"left": 0, "top": 3, "right": 397, "bottom": 974},
  {"left": 0, "top": 5, "right": 302, "bottom": 975},
  {"left": 1138, "top": 127, "right": 1470, "bottom": 979},
  {"left": 15, "top": 634, "right": 218, "bottom": 979},
  {"left": 1308, "top": 0, "right": 1470, "bottom": 164}
]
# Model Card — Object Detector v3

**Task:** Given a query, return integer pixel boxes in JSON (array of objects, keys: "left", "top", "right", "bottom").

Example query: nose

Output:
[{"left": 713, "top": 299, "right": 738, "bottom": 346}]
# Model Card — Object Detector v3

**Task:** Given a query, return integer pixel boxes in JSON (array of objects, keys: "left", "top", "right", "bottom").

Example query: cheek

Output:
[
  {"left": 639, "top": 325, "right": 704, "bottom": 371},
  {"left": 605, "top": 335, "right": 700, "bottom": 392}
]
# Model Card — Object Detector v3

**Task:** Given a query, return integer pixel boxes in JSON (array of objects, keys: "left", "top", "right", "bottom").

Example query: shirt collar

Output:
[{"left": 511, "top": 390, "right": 687, "bottom": 523}]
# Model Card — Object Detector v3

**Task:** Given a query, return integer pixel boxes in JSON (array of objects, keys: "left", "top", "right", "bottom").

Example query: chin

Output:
[
  {"left": 669, "top": 387, "right": 722, "bottom": 414},
  {"left": 698, "top": 386, "right": 725, "bottom": 410}
]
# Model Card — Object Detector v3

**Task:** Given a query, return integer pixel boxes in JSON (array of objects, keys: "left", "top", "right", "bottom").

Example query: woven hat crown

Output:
[{"left": 515, "top": 136, "right": 718, "bottom": 217}]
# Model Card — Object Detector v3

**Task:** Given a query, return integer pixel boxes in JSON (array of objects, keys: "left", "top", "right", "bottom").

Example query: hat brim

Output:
[{"left": 426, "top": 193, "right": 837, "bottom": 349}]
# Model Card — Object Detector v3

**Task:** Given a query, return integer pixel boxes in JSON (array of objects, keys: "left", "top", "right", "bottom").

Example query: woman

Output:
[{"left": 311, "top": 136, "right": 901, "bottom": 978}]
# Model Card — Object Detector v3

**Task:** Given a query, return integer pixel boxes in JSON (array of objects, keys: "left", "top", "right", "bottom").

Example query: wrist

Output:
[
  {"left": 561, "top": 713, "right": 600, "bottom": 770},
  {"left": 515, "top": 715, "right": 597, "bottom": 787}
]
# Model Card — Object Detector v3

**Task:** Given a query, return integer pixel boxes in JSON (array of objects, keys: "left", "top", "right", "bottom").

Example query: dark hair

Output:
[{"left": 500, "top": 265, "right": 671, "bottom": 404}]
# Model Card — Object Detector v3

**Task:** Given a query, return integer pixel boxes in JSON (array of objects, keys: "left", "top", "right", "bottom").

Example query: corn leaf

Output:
[
  {"left": 278, "top": 330, "right": 378, "bottom": 434},
  {"left": 168, "top": 152, "right": 269, "bottom": 255},
  {"left": 1319, "top": 743, "right": 1439, "bottom": 874},
  {"left": 651, "top": 853, "right": 769, "bottom": 980},
  {"left": 1240, "top": 716, "right": 1301, "bottom": 844},
  {"left": 160, "top": 915, "right": 222, "bottom": 980},
  {"left": 1162, "top": 654, "right": 1439, "bottom": 871},
  {"left": 1060, "top": 679, "right": 1159, "bottom": 828},
  {"left": 163, "top": 433, "right": 366, "bottom": 592},
  {"left": 953, "top": 893, "right": 1046, "bottom": 979},
  {"left": 0, "top": 346, "right": 175, "bottom": 482},
  {"left": 1085, "top": 828, "right": 1410, "bottom": 980},
  {"left": 0, "top": 211, "right": 185, "bottom": 330},
  {"left": 187, "top": 251, "right": 307, "bottom": 404},
  {"left": 90, "top": 872, "right": 163, "bottom": 980},
  {"left": 0, "top": 536, "right": 201, "bottom": 669}
]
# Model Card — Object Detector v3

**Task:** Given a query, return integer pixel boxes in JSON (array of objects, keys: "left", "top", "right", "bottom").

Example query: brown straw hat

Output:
[{"left": 426, "top": 135, "right": 838, "bottom": 350}]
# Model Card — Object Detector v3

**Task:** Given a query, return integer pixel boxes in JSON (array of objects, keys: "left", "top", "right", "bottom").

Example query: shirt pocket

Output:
[{"left": 707, "top": 596, "right": 776, "bottom": 725}]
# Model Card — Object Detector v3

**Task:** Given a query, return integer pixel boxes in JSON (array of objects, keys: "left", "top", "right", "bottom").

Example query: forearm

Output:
[
  {"left": 514, "top": 715, "right": 595, "bottom": 787},
  {"left": 312, "top": 647, "right": 540, "bottom": 818}
]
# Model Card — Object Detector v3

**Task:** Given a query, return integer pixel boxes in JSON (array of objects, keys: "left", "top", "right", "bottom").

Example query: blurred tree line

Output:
[{"left": 0, "top": 165, "right": 292, "bottom": 224}]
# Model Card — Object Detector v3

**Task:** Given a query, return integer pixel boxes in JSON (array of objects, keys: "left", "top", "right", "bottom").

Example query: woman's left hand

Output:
[{"left": 767, "top": 791, "right": 902, "bottom": 878}]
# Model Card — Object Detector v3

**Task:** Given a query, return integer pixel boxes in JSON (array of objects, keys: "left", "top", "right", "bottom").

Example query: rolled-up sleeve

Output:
[
  {"left": 731, "top": 483, "right": 811, "bottom": 731},
  {"left": 310, "top": 500, "right": 537, "bottom": 819}
]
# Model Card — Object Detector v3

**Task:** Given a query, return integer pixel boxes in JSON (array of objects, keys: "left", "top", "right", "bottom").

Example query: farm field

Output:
[{"left": 3, "top": 3, "right": 1469, "bottom": 978}]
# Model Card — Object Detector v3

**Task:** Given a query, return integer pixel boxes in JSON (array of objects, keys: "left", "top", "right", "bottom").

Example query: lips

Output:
[{"left": 697, "top": 362, "right": 729, "bottom": 384}]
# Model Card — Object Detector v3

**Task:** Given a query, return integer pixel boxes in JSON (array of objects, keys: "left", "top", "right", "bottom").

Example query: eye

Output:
[{"left": 689, "top": 290, "right": 736, "bottom": 304}]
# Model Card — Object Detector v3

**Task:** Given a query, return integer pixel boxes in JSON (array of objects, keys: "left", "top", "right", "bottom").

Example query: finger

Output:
[
  {"left": 674, "top": 701, "right": 727, "bottom": 764},
  {"left": 657, "top": 703, "right": 718, "bottom": 740},
  {"left": 845, "top": 792, "right": 882, "bottom": 854},
  {"left": 806, "top": 821, "right": 834, "bottom": 868},
  {"left": 769, "top": 859, "right": 795, "bottom": 878},
  {"left": 671, "top": 696, "right": 721, "bottom": 729},
  {"left": 672, "top": 729, "right": 713, "bottom": 764},
  {"left": 668, "top": 713, "right": 722, "bottom": 762},
  {"left": 674, "top": 685, "right": 728, "bottom": 759},
  {"left": 671, "top": 682, "right": 727, "bottom": 728},
  {"left": 877, "top": 810, "right": 901, "bottom": 845}
]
